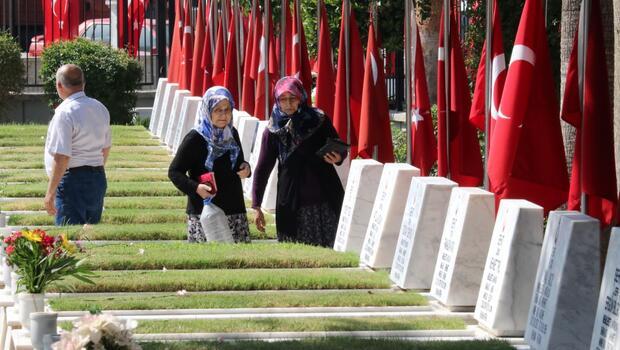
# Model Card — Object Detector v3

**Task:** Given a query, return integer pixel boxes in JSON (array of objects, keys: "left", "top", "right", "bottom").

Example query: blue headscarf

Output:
[{"left": 194, "top": 86, "right": 240, "bottom": 171}]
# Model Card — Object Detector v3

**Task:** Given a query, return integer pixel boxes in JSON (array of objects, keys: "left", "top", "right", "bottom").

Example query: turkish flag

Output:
[
  {"left": 469, "top": 0, "right": 505, "bottom": 139},
  {"left": 314, "top": 0, "right": 335, "bottom": 118},
  {"left": 189, "top": 0, "right": 207, "bottom": 97},
  {"left": 212, "top": 16, "right": 226, "bottom": 86},
  {"left": 223, "top": 11, "right": 240, "bottom": 104},
  {"left": 290, "top": 0, "right": 313, "bottom": 99},
  {"left": 358, "top": 20, "right": 394, "bottom": 163},
  {"left": 241, "top": 2, "right": 258, "bottom": 115},
  {"left": 200, "top": 2, "right": 215, "bottom": 94},
  {"left": 408, "top": 5, "right": 436, "bottom": 176},
  {"left": 254, "top": 3, "right": 279, "bottom": 120},
  {"left": 44, "top": 0, "right": 80, "bottom": 45},
  {"left": 488, "top": 0, "right": 568, "bottom": 213},
  {"left": 178, "top": 0, "right": 193, "bottom": 91},
  {"left": 126, "top": 0, "right": 150, "bottom": 56},
  {"left": 332, "top": 1, "right": 364, "bottom": 159},
  {"left": 437, "top": 5, "right": 483, "bottom": 186},
  {"left": 561, "top": 0, "right": 617, "bottom": 226},
  {"left": 279, "top": 1, "right": 293, "bottom": 75},
  {"left": 167, "top": 0, "right": 183, "bottom": 83}
]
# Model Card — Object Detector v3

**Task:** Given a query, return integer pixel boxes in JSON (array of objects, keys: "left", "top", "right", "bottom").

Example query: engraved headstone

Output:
[
  {"left": 590, "top": 227, "right": 620, "bottom": 350},
  {"left": 237, "top": 116, "right": 259, "bottom": 160},
  {"left": 474, "top": 199, "right": 543, "bottom": 336},
  {"left": 155, "top": 83, "right": 179, "bottom": 138},
  {"left": 360, "top": 163, "right": 420, "bottom": 268},
  {"left": 172, "top": 97, "right": 202, "bottom": 154},
  {"left": 242, "top": 123, "right": 278, "bottom": 211},
  {"left": 165, "top": 90, "right": 191, "bottom": 147},
  {"left": 430, "top": 187, "right": 495, "bottom": 308},
  {"left": 233, "top": 110, "right": 252, "bottom": 129},
  {"left": 524, "top": 211, "right": 600, "bottom": 350},
  {"left": 149, "top": 78, "right": 168, "bottom": 133},
  {"left": 333, "top": 159, "right": 384, "bottom": 254},
  {"left": 390, "top": 177, "right": 457, "bottom": 290}
]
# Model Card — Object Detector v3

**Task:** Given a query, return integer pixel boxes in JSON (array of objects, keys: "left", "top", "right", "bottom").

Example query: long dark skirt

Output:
[
  {"left": 277, "top": 202, "right": 338, "bottom": 247},
  {"left": 187, "top": 213, "right": 251, "bottom": 243}
]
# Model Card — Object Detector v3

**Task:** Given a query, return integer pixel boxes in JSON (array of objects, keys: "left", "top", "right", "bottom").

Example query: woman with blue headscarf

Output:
[
  {"left": 169, "top": 86, "right": 251, "bottom": 243},
  {"left": 251, "top": 77, "right": 346, "bottom": 247}
]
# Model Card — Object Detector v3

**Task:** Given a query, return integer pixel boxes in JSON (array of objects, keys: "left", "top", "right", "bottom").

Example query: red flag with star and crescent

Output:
[
  {"left": 167, "top": 0, "right": 183, "bottom": 83},
  {"left": 43, "top": 0, "right": 80, "bottom": 46},
  {"left": 314, "top": 0, "right": 335, "bottom": 118},
  {"left": 178, "top": 0, "right": 193, "bottom": 91},
  {"left": 488, "top": 0, "right": 568, "bottom": 213}
]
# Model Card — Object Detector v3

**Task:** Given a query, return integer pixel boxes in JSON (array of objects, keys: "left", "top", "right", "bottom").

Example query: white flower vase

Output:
[
  {"left": 2, "top": 258, "right": 11, "bottom": 292},
  {"left": 11, "top": 272, "right": 20, "bottom": 305},
  {"left": 30, "top": 312, "right": 58, "bottom": 350},
  {"left": 18, "top": 293, "right": 45, "bottom": 331}
]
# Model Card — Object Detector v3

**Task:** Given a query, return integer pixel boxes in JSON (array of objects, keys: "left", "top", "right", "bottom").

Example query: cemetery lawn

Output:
[
  {"left": 138, "top": 339, "right": 515, "bottom": 350},
  {"left": 0, "top": 170, "right": 170, "bottom": 183},
  {"left": 44, "top": 222, "right": 276, "bottom": 240},
  {"left": 0, "top": 159, "right": 169, "bottom": 169},
  {"left": 0, "top": 196, "right": 185, "bottom": 211},
  {"left": 129, "top": 316, "right": 467, "bottom": 333},
  {"left": 0, "top": 151, "right": 170, "bottom": 163},
  {"left": 2, "top": 181, "right": 182, "bottom": 197},
  {"left": 0, "top": 145, "right": 169, "bottom": 156},
  {"left": 80, "top": 242, "right": 359, "bottom": 270},
  {"left": 9, "top": 208, "right": 187, "bottom": 225},
  {"left": 49, "top": 290, "right": 427, "bottom": 310},
  {"left": 48, "top": 268, "right": 391, "bottom": 292}
]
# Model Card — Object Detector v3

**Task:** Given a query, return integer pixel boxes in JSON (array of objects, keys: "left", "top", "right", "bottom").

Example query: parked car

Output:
[{"left": 28, "top": 18, "right": 165, "bottom": 57}]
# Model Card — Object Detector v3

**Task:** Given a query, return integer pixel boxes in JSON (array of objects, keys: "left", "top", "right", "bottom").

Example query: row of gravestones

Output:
[
  {"left": 146, "top": 78, "right": 279, "bottom": 211},
  {"left": 333, "top": 159, "right": 615, "bottom": 350}
]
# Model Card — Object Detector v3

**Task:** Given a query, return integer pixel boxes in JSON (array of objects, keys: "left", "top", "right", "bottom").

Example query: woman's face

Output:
[
  {"left": 210, "top": 99, "right": 232, "bottom": 129},
  {"left": 278, "top": 92, "right": 300, "bottom": 116}
]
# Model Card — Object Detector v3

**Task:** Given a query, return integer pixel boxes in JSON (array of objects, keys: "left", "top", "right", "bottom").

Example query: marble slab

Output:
[
  {"left": 155, "top": 83, "right": 178, "bottom": 138},
  {"left": 164, "top": 90, "right": 191, "bottom": 147},
  {"left": 360, "top": 163, "right": 420, "bottom": 268},
  {"left": 429, "top": 187, "right": 495, "bottom": 308},
  {"left": 241, "top": 123, "right": 278, "bottom": 212},
  {"left": 333, "top": 159, "right": 384, "bottom": 254},
  {"left": 233, "top": 110, "right": 252, "bottom": 129},
  {"left": 334, "top": 155, "right": 351, "bottom": 188},
  {"left": 237, "top": 116, "right": 259, "bottom": 160},
  {"left": 474, "top": 199, "right": 544, "bottom": 336},
  {"left": 172, "top": 96, "right": 202, "bottom": 154},
  {"left": 390, "top": 177, "right": 457, "bottom": 290},
  {"left": 148, "top": 78, "right": 167, "bottom": 133},
  {"left": 525, "top": 211, "right": 600, "bottom": 350},
  {"left": 590, "top": 227, "right": 620, "bottom": 350}
]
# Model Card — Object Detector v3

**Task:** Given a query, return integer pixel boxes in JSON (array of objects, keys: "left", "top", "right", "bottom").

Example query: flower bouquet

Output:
[
  {"left": 53, "top": 313, "right": 142, "bottom": 350},
  {"left": 3, "top": 228, "right": 95, "bottom": 293}
]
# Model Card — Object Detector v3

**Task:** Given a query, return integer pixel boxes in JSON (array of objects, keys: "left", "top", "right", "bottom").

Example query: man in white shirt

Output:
[{"left": 44, "top": 64, "right": 112, "bottom": 225}]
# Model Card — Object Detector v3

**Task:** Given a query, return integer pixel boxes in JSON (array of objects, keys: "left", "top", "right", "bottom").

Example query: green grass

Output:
[
  {"left": 1, "top": 182, "right": 182, "bottom": 197},
  {"left": 9, "top": 208, "right": 187, "bottom": 225},
  {"left": 44, "top": 223, "right": 276, "bottom": 241},
  {"left": 0, "top": 170, "right": 170, "bottom": 183},
  {"left": 47, "top": 269, "right": 391, "bottom": 293},
  {"left": 1, "top": 197, "right": 186, "bottom": 211},
  {"left": 138, "top": 339, "right": 515, "bottom": 350},
  {"left": 0, "top": 152, "right": 170, "bottom": 163},
  {"left": 0, "top": 145, "right": 169, "bottom": 155},
  {"left": 79, "top": 242, "right": 358, "bottom": 270},
  {"left": 49, "top": 290, "right": 427, "bottom": 311},
  {"left": 0, "top": 159, "right": 170, "bottom": 169},
  {"left": 129, "top": 317, "right": 466, "bottom": 334},
  {"left": 0, "top": 125, "right": 159, "bottom": 146}
]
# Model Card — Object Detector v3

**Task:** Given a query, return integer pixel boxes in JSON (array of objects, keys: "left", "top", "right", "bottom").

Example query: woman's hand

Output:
[
  {"left": 237, "top": 162, "right": 251, "bottom": 179},
  {"left": 253, "top": 207, "right": 266, "bottom": 233},
  {"left": 196, "top": 183, "right": 214, "bottom": 199},
  {"left": 323, "top": 151, "right": 342, "bottom": 164}
]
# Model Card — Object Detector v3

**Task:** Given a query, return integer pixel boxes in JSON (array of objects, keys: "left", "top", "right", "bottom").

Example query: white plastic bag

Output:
[{"left": 200, "top": 201, "right": 234, "bottom": 243}]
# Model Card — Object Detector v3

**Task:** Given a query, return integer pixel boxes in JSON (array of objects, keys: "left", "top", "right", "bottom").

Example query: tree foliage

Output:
[{"left": 0, "top": 31, "right": 25, "bottom": 116}]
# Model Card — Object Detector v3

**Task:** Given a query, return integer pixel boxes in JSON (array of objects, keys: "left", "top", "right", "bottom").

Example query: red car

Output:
[{"left": 28, "top": 18, "right": 162, "bottom": 57}]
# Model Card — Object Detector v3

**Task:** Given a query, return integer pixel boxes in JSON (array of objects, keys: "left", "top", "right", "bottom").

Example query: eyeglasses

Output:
[{"left": 279, "top": 96, "right": 300, "bottom": 104}]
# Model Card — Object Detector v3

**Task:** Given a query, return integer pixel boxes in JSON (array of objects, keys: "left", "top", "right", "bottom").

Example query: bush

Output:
[
  {"left": 0, "top": 32, "right": 25, "bottom": 115},
  {"left": 39, "top": 38, "right": 142, "bottom": 124}
]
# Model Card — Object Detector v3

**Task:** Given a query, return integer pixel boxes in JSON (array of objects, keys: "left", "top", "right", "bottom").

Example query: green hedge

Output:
[
  {"left": 0, "top": 32, "right": 24, "bottom": 116},
  {"left": 39, "top": 38, "right": 141, "bottom": 124}
]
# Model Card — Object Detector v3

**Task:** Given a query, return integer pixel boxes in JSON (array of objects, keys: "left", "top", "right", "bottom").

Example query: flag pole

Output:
[
  {"left": 234, "top": 0, "right": 242, "bottom": 101},
  {"left": 295, "top": 0, "right": 302, "bottom": 76},
  {"left": 344, "top": 0, "right": 351, "bottom": 145},
  {"left": 210, "top": 0, "right": 216, "bottom": 61},
  {"left": 371, "top": 2, "right": 378, "bottom": 160},
  {"left": 405, "top": 0, "right": 412, "bottom": 165},
  {"left": 264, "top": 0, "right": 270, "bottom": 120},
  {"left": 577, "top": 0, "right": 590, "bottom": 214},
  {"left": 222, "top": 0, "right": 229, "bottom": 53},
  {"left": 483, "top": 0, "right": 493, "bottom": 190},
  {"left": 280, "top": 0, "right": 286, "bottom": 77},
  {"left": 444, "top": 0, "right": 451, "bottom": 179},
  {"left": 316, "top": 0, "right": 321, "bottom": 43}
]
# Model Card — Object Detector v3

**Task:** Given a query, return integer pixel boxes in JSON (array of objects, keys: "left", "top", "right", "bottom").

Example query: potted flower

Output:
[
  {"left": 3, "top": 228, "right": 95, "bottom": 329},
  {"left": 53, "top": 313, "right": 142, "bottom": 350}
]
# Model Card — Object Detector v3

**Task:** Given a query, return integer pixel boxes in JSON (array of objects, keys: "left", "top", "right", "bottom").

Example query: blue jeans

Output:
[{"left": 55, "top": 166, "right": 107, "bottom": 226}]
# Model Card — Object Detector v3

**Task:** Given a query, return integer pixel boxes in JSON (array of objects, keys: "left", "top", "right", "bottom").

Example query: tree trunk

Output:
[{"left": 418, "top": 0, "right": 441, "bottom": 105}]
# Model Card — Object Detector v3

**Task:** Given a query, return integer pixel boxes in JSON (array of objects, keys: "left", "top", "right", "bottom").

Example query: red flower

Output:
[
  {"left": 42, "top": 235, "right": 55, "bottom": 248},
  {"left": 5, "top": 246, "right": 14, "bottom": 255}
]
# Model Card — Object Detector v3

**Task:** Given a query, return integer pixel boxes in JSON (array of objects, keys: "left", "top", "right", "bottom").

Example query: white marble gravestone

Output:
[
  {"left": 334, "top": 155, "right": 351, "bottom": 188},
  {"left": 359, "top": 163, "right": 420, "bottom": 268},
  {"left": 233, "top": 110, "right": 252, "bottom": 129},
  {"left": 172, "top": 96, "right": 202, "bottom": 154},
  {"left": 333, "top": 159, "right": 384, "bottom": 254},
  {"left": 243, "top": 121, "right": 268, "bottom": 198},
  {"left": 242, "top": 123, "right": 278, "bottom": 212},
  {"left": 474, "top": 199, "right": 544, "bottom": 336},
  {"left": 165, "top": 90, "right": 191, "bottom": 147},
  {"left": 155, "top": 83, "right": 179, "bottom": 138},
  {"left": 390, "top": 177, "right": 457, "bottom": 290},
  {"left": 590, "top": 227, "right": 620, "bottom": 350},
  {"left": 237, "top": 116, "right": 259, "bottom": 159},
  {"left": 429, "top": 187, "right": 495, "bottom": 309},
  {"left": 525, "top": 211, "right": 600, "bottom": 350},
  {"left": 149, "top": 78, "right": 168, "bottom": 133}
]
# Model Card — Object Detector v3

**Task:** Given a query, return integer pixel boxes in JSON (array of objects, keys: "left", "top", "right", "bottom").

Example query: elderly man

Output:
[{"left": 44, "top": 64, "right": 111, "bottom": 225}]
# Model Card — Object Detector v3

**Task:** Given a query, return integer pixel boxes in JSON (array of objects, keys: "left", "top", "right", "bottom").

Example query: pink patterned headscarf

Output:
[{"left": 273, "top": 76, "right": 307, "bottom": 109}]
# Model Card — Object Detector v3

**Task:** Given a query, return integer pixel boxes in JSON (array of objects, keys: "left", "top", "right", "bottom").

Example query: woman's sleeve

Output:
[
  {"left": 168, "top": 132, "right": 200, "bottom": 195},
  {"left": 251, "top": 129, "right": 278, "bottom": 208},
  {"left": 232, "top": 127, "right": 251, "bottom": 176}
]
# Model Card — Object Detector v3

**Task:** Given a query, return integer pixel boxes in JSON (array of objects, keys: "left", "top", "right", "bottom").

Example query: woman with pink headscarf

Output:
[{"left": 251, "top": 77, "right": 346, "bottom": 247}]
